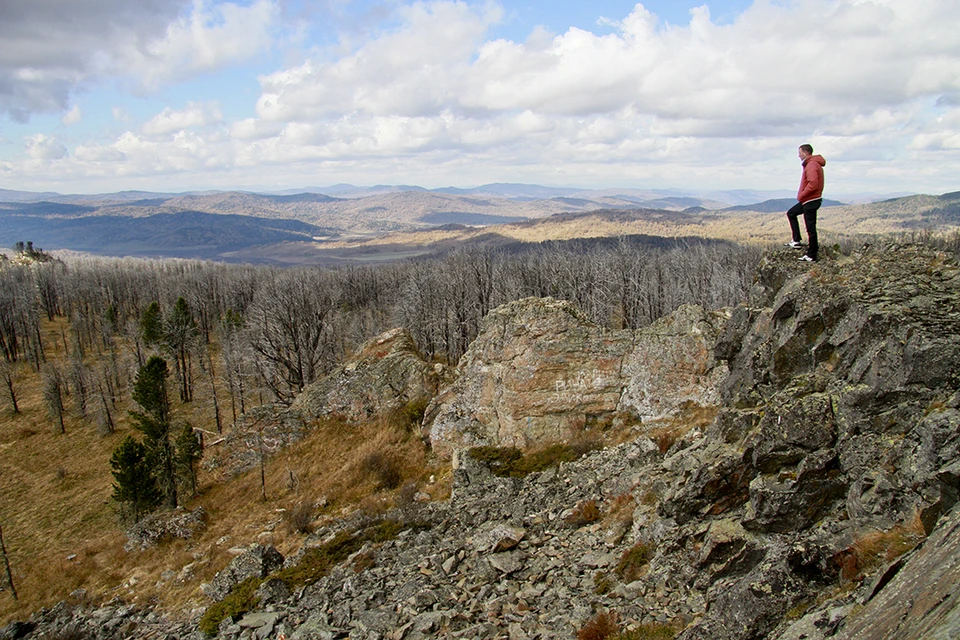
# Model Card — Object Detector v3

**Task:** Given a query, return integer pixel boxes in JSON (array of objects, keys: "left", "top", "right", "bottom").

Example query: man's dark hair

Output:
[{"left": 799, "top": 144, "right": 814, "bottom": 154}]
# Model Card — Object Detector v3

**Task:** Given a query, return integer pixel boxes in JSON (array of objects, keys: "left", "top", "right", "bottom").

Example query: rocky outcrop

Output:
[
  {"left": 201, "top": 545, "right": 285, "bottom": 602},
  {"left": 124, "top": 507, "right": 207, "bottom": 552},
  {"left": 206, "top": 328, "right": 442, "bottom": 476},
  {"left": 424, "top": 298, "right": 728, "bottom": 457},
  {"left": 10, "top": 243, "right": 960, "bottom": 640},
  {"left": 203, "top": 404, "right": 308, "bottom": 477},
  {"left": 666, "top": 244, "right": 960, "bottom": 639},
  {"left": 293, "top": 328, "right": 443, "bottom": 423}
]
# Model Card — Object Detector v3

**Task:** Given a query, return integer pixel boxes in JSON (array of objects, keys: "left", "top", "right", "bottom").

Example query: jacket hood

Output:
[{"left": 804, "top": 154, "right": 826, "bottom": 167}]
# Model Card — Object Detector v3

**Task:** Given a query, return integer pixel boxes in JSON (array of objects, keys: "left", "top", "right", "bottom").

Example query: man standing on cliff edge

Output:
[{"left": 785, "top": 144, "right": 826, "bottom": 262}]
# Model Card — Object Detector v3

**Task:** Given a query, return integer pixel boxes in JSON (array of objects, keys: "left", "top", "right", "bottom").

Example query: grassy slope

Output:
[{"left": 0, "top": 320, "right": 447, "bottom": 624}]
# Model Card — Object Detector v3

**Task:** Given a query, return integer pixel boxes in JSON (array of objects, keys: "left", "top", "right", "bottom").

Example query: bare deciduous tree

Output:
[
  {"left": 246, "top": 269, "right": 339, "bottom": 403},
  {"left": 42, "top": 364, "right": 67, "bottom": 434},
  {"left": 0, "top": 520, "right": 17, "bottom": 601},
  {"left": 0, "top": 360, "right": 22, "bottom": 414}
]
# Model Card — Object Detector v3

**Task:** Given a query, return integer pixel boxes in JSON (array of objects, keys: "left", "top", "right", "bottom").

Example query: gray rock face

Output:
[
  {"left": 292, "top": 327, "right": 443, "bottom": 423},
  {"left": 124, "top": 507, "right": 206, "bottom": 552},
  {"left": 425, "top": 298, "right": 728, "bottom": 457},
  {"left": 202, "top": 545, "right": 284, "bottom": 602}
]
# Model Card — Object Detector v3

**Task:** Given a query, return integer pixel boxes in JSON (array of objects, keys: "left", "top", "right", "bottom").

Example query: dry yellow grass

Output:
[
  {"left": 642, "top": 402, "right": 719, "bottom": 454},
  {"left": 0, "top": 318, "right": 449, "bottom": 624},
  {"left": 838, "top": 512, "right": 927, "bottom": 584}
]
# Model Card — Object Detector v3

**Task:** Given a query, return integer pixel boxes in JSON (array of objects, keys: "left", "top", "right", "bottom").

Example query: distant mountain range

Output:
[
  {"left": 0, "top": 184, "right": 954, "bottom": 264},
  {"left": 2, "top": 182, "right": 909, "bottom": 206}
]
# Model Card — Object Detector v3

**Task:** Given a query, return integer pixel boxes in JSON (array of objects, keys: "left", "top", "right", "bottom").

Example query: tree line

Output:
[
  {"left": 1, "top": 235, "right": 761, "bottom": 522},
  {"left": 1, "top": 236, "right": 761, "bottom": 420}
]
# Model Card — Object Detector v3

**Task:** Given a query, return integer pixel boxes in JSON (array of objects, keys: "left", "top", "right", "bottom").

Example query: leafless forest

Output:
[{"left": 0, "top": 237, "right": 761, "bottom": 423}]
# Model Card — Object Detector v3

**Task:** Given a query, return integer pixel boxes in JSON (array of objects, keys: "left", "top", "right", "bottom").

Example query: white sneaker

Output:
[
  {"left": 798, "top": 255, "right": 815, "bottom": 262},
  {"left": 785, "top": 241, "right": 804, "bottom": 249}
]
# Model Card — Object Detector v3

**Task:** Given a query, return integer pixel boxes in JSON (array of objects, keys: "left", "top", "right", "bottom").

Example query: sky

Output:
[{"left": 1, "top": 0, "right": 959, "bottom": 196}]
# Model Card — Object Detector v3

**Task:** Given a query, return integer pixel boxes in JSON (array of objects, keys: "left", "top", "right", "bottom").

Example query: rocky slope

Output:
[{"left": 5, "top": 242, "right": 960, "bottom": 640}]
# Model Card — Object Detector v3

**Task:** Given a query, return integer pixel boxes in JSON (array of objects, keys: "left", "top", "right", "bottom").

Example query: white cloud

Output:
[
  {"left": 73, "top": 143, "right": 127, "bottom": 163},
  {"left": 256, "top": 1, "right": 503, "bottom": 121},
  {"left": 120, "top": 0, "right": 281, "bottom": 90},
  {"left": 4, "top": 0, "right": 960, "bottom": 195},
  {"left": 0, "top": 0, "right": 279, "bottom": 121},
  {"left": 249, "top": 0, "right": 960, "bottom": 150},
  {"left": 142, "top": 102, "right": 223, "bottom": 136},
  {"left": 61, "top": 104, "right": 82, "bottom": 126},
  {"left": 230, "top": 117, "right": 283, "bottom": 141},
  {"left": 24, "top": 134, "right": 67, "bottom": 160}
]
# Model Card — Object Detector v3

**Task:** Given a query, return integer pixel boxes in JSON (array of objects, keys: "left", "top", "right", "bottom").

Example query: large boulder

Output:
[
  {"left": 619, "top": 303, "right": 730, "bottom": 420},
  {"left": 201, "top": 545, "right": 284, "bottom": 602},
  {"left": 424, "top": 298, "right": 728, "bottom": 458},
  {"left": 124, "top": 507, "right": 206, "bottom": 552},
  {"left": 292, "top": 327, "right": 442, "bottom": 423}
]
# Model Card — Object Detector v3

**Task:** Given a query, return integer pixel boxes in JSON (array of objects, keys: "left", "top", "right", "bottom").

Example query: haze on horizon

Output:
[{"left": 1, "top": 0, "right": 959, "bottom": 197}]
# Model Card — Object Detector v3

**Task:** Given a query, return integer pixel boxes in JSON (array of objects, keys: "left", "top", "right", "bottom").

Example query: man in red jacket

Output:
[{"left": 785, "top": 144, "right": 826, "bottom": 261}]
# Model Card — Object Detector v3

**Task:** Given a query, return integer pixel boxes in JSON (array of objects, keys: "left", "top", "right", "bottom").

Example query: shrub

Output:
[
  {"left": 605, "top": 492, "right": 636, "bottom": 526},
  {"left": 360, "top": 451, "right": 403, "bottom": 490},
  {"left": 836, "top": 518, "right": 925, "bottom": 585},
  {"left": 650, "top": 428, "right": 682, "bottom": 454},
  {"left": 468, "top": 446, "right": 524, "bottom": 476},
  {"left": 468, "top": 440, "right": 602, "bottom": 478},
  {"left": 352, "top": 549, "right": 376, "bottom": 573},
  {"left": 578, "top": 611, "right": 620, "bottom": 640},
  {"left": 616, "top": 541, "right": 654, "bottom": 583},
  {"left": 388, "top": 397, "right": 429, "bottom": 431},
  {"left": 565, "top": 499, "right": 602, "bottom": 527},
  {"left": 275, "top": 519, "right": 427, "bottom": 589},
  {"left": 284, "top": 502, "right": 315, "bottom": 534},
  {"left": 275, "top": 530, "right": 361, "bottom": 590},
  {"left": 594, "top": 571, "right": 613, "bottom": 594},
  {"left": 612, "top": 623, "right": 678, "bottom": 639}
]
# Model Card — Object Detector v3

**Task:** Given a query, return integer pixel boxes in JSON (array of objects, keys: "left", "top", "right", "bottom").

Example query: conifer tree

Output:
[
  {"left": 110, "top": 436, "right": 162, "bottom": 522},
  {"left": 175, "top": 424, "right": 203, "bottom": 498},
  {"left": 166, "top": 297, "right": 197, "bottom": 402},
  {"left": 130, "top": 356, "right": 177, "bottom": 508},
  {"left": 140, "top": 301, "right": 163, "bottom": 346}
]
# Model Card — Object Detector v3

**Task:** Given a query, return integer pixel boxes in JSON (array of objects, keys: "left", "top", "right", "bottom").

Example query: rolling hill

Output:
[{"left": 1, "top": 185, "right": 957, "bottom": 264}]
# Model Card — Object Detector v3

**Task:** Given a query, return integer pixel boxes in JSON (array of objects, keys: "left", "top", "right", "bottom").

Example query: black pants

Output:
[{"left": 787, "top": 199, "right": 821, "bottom": 259}]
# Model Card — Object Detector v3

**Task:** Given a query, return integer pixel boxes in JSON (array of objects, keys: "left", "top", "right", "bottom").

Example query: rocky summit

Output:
[{"left": 7, "top": 242, "right": 960, "bottom": 640}]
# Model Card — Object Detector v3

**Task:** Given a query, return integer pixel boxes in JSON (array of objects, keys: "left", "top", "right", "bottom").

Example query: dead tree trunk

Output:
[{"left": 0, "top": 522, "right": 17, "bottom": 601}]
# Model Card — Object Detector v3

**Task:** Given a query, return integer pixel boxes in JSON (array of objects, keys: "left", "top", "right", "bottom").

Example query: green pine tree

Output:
[
  {"left": 175, "top": 424, "right": 203, "bottom": 498},
  {"left": 140, "top": 301, "right": 163, "bottom": 347},
  {"left": 110, "top": 436, "right": 162, "bottom": 522},
  {"left": 130, "top": 356, "right": 177, "bottom": 508}
]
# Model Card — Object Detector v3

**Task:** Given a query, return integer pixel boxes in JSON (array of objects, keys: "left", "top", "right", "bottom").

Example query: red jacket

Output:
[{"left": 798, "top": 155, "right": 826, "bottom": 203}]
